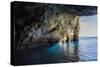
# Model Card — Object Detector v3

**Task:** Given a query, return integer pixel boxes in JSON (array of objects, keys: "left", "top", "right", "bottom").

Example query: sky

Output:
[{"left": 79, "top": 15, "right": 97, "bottom": 37}]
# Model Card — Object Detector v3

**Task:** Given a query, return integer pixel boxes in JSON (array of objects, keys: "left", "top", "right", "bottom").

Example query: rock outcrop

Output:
[{"left": 12, "top": 2, "right": 97, "bottom": 49}]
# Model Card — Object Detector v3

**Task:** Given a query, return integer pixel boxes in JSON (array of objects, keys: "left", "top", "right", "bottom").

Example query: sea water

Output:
[{"left": 15, "top": 37, "right": 97, "bottom": 65}]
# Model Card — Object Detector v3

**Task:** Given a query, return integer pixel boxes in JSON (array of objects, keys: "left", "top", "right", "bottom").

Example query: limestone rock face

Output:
[
  {"left": 15, "top": 7, "right": 80, "bottom": 49},
  {"left": 24, "top": 14, "right": 80, "bottom": 42},
  {"left": 14, "top": 2, "right": 98, "bottom": 48}
]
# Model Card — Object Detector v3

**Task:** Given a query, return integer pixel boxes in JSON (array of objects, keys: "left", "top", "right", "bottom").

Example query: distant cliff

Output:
[{"left": 12, "top": 2, "right": 97, "bottom": 49}]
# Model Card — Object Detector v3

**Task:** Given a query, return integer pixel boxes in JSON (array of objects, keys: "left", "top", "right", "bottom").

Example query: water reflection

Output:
[
  {"left": 73, "top": 41, "right": 79, "bottom": 61},
  {"left": 60, "top": 41, "right": 79, "bottom": 62},
  {"left": 48, "top": 40, "right": 79, "bottom": 62},
  {"left": 15, "top": 37, "right": 97, "bottom": 65}
]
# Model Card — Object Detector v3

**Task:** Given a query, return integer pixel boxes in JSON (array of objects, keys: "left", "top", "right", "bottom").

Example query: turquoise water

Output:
[{"left": 15, "top": 37, "right": 97, "bottom": 65}]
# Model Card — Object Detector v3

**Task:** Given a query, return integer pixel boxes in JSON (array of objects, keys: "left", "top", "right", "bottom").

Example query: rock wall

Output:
[{"left": 13, "top": 2, "right": 80, "bottom": 49}]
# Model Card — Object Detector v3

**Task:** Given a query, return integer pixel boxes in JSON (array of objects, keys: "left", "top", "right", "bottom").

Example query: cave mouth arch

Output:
[{"left": 13, "top": 1, "right": 97, "bottom": 49}]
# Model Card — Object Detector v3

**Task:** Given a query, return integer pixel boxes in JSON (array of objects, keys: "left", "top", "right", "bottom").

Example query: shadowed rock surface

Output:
[{"left": 12, "top": 1, "right": 97, "bottom": 49}]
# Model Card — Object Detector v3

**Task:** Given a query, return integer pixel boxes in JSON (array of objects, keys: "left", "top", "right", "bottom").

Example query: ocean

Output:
[{"left": 15, "top": 37, "right": 97, "bottom": 65}]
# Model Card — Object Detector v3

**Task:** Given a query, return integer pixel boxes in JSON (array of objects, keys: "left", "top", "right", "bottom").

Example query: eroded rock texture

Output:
[{"left": 12, "top": 2, "right": 97, "bottom": 49}]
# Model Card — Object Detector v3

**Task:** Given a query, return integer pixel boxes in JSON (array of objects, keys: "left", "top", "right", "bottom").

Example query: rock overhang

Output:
[{"left": 12, "top": 1, "right": 97, "bottom": 48}]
